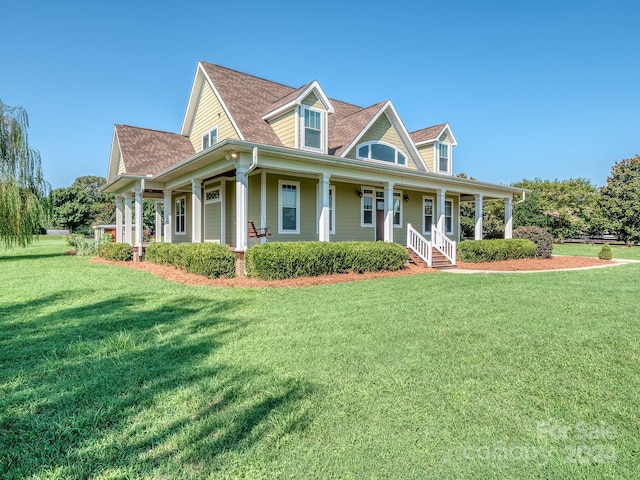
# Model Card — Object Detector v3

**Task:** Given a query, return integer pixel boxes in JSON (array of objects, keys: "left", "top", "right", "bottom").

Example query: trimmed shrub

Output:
[
  {"left": 245, "top": 241, "right": 409, "bottom": 280},
  {"left": 457, "top": 239, "right": 536, "bottom": 263},
  {"left": 513, "top": 226, "right": 553, "bottom": 259},
  {"left": 598, "top": 243, "right": 613, "bottom": 260},
  {"left": 145, "top": 243, "right": 236, "bottom": 279},
  {"left": 98, "top": 243, "right": 133, "bottom": 261}
]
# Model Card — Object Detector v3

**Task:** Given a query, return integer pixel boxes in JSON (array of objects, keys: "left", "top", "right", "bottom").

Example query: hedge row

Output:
[
  {"left": 97, "top": 243, "right": 133, "bottom": 261},
  {"left": 513, "top": 226, "right": 553, "bottom": 258},
  {"left": 457, "top": 239, "right": 536, "bottom": 263},
  {"left": 144, "top": 243, "right": 236, "bottom": 278},
  {"left": 245, "top": 241, "right": 409, "bottom": 280}
]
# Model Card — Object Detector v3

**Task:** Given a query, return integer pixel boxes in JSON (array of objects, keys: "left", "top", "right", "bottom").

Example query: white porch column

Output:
[
  {"left": 124, "top": 193, "right": 133, "bottom": 245},
  {"left": 154, "top": 201, "right": 162, "bottom": 242},
  {"left": 319, "top": 173, "right": 330, "bottom": 242},
  {"left": 163, "top": 190, "right": 172, "bottom": 243},
  {"left": 436, "top": 188, "right": 446, "bottom": 232},
  {"left": 384, "top": 181, "right": 394, "bottom": 242},
  {"left": 235, "top": 163, "right": 249, "bottom": 251},
  {"left": 115, "top": 194, "right": 123, "bottom": 243},
  {"left": 134, "top": 181, "right": 143, "bottom": 251},
  {"left": 260, "top": 170, "right": 267, "bottom": 244},
  {"left": 504, "top": 197, "right": 513, "bottom": 239},
  {"left": 191, "top": 179, "right": 202, "bottom": 243},
  {"left": 474, "top": 194, "right": 483, "bottom": 240}
]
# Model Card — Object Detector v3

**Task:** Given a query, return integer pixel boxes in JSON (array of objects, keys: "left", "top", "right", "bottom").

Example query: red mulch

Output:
[{"left": 456, "top": 255, "right": 612, "bottom": 271}]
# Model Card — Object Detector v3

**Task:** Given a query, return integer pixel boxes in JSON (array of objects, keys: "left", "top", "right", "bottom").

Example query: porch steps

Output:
[{"left": 407, "top": 247, "right": 456, "bottom": 270}]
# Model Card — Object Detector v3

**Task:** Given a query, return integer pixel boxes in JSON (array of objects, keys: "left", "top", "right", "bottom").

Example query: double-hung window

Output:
[
  {"left": 279, "top": 181, "right": 300, "bottom": 234},
  {"left": 445, "top": 200, "right": 453, "bottom": 234},
  {"left": 438, "top": 143, "right": 449, "bottom": 173},
  {"left": 423, "top": 197, "right": 434, "bottom": 234},
  {"left": 303, "top": 108, "right": 322, "bottom": 150},
  {"left": 202, "top": 127, "right": 218, "bottom": 150},
  {"left": 361, "top": 188, "right": 374, "bottom": 226},
  {"left": 175, "top": 196, "right": 186, "bottom": 235},
  {"left": 393, "top": 192, "right": 402, "bottom": 227}
]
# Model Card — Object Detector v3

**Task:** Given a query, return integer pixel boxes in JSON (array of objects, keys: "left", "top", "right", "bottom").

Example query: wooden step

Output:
[{"left": 406, "top": 247, "right": 456, "bottom": 269}]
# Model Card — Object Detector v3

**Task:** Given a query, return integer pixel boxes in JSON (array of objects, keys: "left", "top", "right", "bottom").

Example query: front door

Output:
[{"left": 375, "top": 199, "right": 385, "bottom": 241}]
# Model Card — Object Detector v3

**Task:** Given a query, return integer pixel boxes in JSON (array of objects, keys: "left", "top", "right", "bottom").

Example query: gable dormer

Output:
[
  {"left": 411, "top": 123, "right": 457, "bottom": 175},
  {"left": 262, "top": 81, "right": 334, "bottom": 154}
]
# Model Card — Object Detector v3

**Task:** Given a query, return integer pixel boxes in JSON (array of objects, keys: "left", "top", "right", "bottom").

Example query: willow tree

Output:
[{"left": 0, "top": 100, "right": 50, "bottom": 248}]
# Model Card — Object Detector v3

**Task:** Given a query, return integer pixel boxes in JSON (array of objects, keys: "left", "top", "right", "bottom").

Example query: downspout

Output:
[
  {"left": 515, "top": 190, "right": 527, "bottom": 204},
  {"left": 247, "top": 146, "right": 258, "bottom": 174}
]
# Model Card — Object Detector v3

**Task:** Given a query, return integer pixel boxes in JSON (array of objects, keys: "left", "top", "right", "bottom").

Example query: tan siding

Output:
[
  {"left": 439, "top": 131, "right": 450, "bottom": 143},
  {"left": 247, "top": 174, "right": 263, "bottom": 247},
  {"left": 225, "top": 180, "right": 236, "bottom": 247},
  {"left": 189, "top": 81, "right": 240, "bottom": 152},
  {"left": 268, "top": 109, "right": 296, "bottom": 148},
  {"left": 345, "top": 113, "right": 418, "bottom": 170},
  {"left": 332, "top": 182, "right": 375, "bottom": 241},
  {"left": 301, "top": 92, "right": 322, "bottom": 109},
  {"left": 418, "top": 144, "right": 435, "bottom": 172},
  {"left": 117, "top": 154, "right": 126, "bottom": 175},
  {"left": 264, "top": 174, "right": 318, "bottom": 241}
]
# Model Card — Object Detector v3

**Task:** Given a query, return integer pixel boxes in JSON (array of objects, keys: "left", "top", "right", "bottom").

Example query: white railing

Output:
[
  {"left": 432, "top": 225, "right": 456, "bottom": 266},
  {"left": 407, "top": 223, "right": 432, "bottom": 267}
]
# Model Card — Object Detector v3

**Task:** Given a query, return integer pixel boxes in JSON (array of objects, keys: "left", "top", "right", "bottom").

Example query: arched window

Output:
[{"left": 356, "top": 141, "right": 407, "bottom": 165}]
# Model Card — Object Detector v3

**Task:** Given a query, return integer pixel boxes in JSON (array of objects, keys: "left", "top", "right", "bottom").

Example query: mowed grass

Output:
[
  {"left": 1, "top": 237, "right": 639, "bottom": 479},
  {"left": 553, "top": 242, "right": 640, "bottom": 260}
]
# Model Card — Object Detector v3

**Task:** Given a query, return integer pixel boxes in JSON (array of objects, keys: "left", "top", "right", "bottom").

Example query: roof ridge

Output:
[
  {"left": 200, "top": 61, "right": 297, "bottom": 92},
  {"left": 339, "top": 100, "right": 387, "bottom": 120},
  {"left": 116, "top": 124, "right": 185, "bottom": 136},
  {"left": 410, "top": 122, "right": 447, "bottom": 135}
]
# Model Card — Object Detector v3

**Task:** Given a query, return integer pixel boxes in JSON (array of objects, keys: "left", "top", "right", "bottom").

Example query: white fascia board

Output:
[
  {"left": 107, "top": 126, "right": 122, "bottom": 181},
  {"left": 383, "top": 101, "right": 429, "bottom": 171},
  {"left": 414, "top": 123, "right": 458, "bottom": 147},
  {"left": 339, "top": 101, "right": 390, "bottom": 158}
]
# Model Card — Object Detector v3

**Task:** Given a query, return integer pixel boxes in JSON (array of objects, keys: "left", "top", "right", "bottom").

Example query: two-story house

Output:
[{"left": 103, "top": 61, "right": 523, "bottom": 268}]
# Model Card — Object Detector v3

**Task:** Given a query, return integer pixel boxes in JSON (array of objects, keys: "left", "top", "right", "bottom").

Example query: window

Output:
[
  {"left": 438, "top": 143, "right": 449, "bottom": 173},
  {"left": 205, "top": 188, "right": 221, "bottom": 203},
  {"left": 445, "top": 200, "right": 453, "bottom": 234},
  {"left": 175, "top": 196, "right": 186, "bottom": 235},
  {"left": 393, "top": 192, "right": 402, "bottom": 227},
  {"left": 356, "top": 141, "right": 407, "bottom": 165},
  {"left": 423, "top": 197, "right": 434, "bottom": 234},
  {"left": 303, "top": 108, "right": 322, "bottom": 150},
  {"left": 279, "top": 181, "right": 300, "bottom": 233},
  {"left": 202, "top": 127, "right": 218, "bottom": 150},
  {"left": 361, "top": 188, "right": 374, "bottom": 226}
]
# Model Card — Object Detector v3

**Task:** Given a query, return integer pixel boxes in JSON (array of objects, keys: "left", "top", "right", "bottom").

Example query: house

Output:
[{"left": 103, "top": 61, "right": 524, "bottom": 268}]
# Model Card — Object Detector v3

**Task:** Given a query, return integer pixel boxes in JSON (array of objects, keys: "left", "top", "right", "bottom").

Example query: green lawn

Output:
[
  {"left": 553, "top": 242, "right": 640, "bottom": 260},
  {"left": 2, "top": 237, "right": 639, "bottom": 479}
]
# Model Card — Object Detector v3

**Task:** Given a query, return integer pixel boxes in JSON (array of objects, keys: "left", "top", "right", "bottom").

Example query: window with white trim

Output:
[
  {"left": 445, "top": 200, "right": 453, "bottom": 234},
  {"left": 175, "top": 196, "right": 186, "bottom": 235},
  {"left": 204, "top": 187, "right": 221, "bottom": 203},
  {"left": 393, "top": 191, "right": 402, "bottom": 227},
  {"left": 303, "top": 108, "right": 322, "bottom": 150},
  {"left": 438, "top": 143, "right": 449, "bottom": 173},
  {"left": 357, "top": 141, "right": 407, "bottom": 166},
  {"left": 202, "top": 127, "right": 218, "bottom": 150},
  {"left": 361, "top": 188, "right": 374, "bottom": 226},
  {"left": 279, "top": 181, "right": 300, "bottom": 233},
  {"left": 423, "top": 197, "right": 434, "bottom": 234}
]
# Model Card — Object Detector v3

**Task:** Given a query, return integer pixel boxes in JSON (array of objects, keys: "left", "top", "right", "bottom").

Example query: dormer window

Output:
[
  {"left": 438, "top": 143, "right": 450, "bottom": 173},
  {"left": 303, "top": 108, "right": 323, "bottom": 150},
  {"left": 202, "top": 127, "right": 218, "bottom": 150},
  {"left": 357, "top": 141, "right": 407, "bottom": 166}
]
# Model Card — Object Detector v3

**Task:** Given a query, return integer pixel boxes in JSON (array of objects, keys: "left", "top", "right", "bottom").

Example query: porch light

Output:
[
  {"left": 403, "top": 194, "right": 409, "bottom": 203},
  {"left": 356, "top": 189, "right": 363, "bottom": 198}
]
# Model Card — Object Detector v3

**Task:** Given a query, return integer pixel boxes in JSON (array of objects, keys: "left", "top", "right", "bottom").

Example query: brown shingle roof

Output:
[
  {"left": 116, "top": 124, "right": 195, "bottom": 176},
  {"left": 410, "top": 123, "right": 447, "bottom": 144},
  {"left": 329, "top": 101, "right": 387, "bottom": 156}
]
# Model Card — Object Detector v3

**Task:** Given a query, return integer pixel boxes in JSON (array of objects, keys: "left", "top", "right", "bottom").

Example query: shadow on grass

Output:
[
  {"left": 0, "top": 290, "right": 314, "bottom": 478},
  {"left": 0, "top": 252, "right": 69, "bottom": 262}
]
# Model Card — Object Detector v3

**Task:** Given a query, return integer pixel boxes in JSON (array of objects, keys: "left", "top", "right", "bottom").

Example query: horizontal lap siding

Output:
[
  {"left": 418, "top": 144, "right": 435, "bottom": 172},
  {"left": 333, "top": 182, "right": 374, "bottom": 241},
  {"left": 225, "top": 180, "right": 236, "bottom": 247},
  {"left": 269, "top": 110, "right": 295, "bottom": 148},
  {"left": 302, "top": 92, "right": 322, "bottom": 109},
  {"left": 266, "top": 174, "right": 317, "bottom": 242},
  {"left": 189, "top": 82, "right": 240, "bottom": 152}
]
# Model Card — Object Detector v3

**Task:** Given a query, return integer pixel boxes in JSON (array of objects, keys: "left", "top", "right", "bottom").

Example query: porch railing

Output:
[
  {"left": 432, "top": 225, "right": 456, "bottom": 266},
  {"left": 407, "top": 223, "right": 432, "bottom": 267}
]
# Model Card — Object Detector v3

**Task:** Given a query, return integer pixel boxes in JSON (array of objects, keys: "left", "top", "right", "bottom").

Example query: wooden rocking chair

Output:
[{"left": 248, "top": 221, "right": 270, "bottom": 238}]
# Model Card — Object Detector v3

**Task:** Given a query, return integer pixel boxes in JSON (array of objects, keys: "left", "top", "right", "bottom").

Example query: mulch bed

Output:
[{"left": 90, "top": 255, "right": 614, "bottom": 288}]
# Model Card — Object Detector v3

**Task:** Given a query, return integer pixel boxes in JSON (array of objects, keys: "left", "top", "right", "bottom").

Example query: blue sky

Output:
[{"left": 2, "top": 0, "right": 639, "bottom": 189}]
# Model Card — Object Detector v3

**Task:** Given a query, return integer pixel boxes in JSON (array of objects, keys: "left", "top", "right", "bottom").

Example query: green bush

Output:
[
  {"left": 457, "top": 239, "right": 536, "bottom": 263},
  {"left": 145, "top": 243, "right": 236, "bottom": 279},
  {"left": 97, "top": 243, "right": 133, "bottom": 261},
  {"left": 245, "top": 241, "right": 409, "bottom": 280},
  {"left": 513, "top": 226, "right": 553, "bottom": 258},
  {"left": 598, "top": 243, "right": 613, "bottom": 260}
]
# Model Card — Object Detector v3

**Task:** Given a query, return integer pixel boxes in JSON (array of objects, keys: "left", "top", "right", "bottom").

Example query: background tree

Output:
[
  {"left": 51, "top": 186, "right": 93, "bottom": 233},
  {"left": 0, "top": 100, "right": 50, "bottom": 248},
  {"left": 72, "top": 176, "right": 115, "bottom": 226},
  {"left": 600, "top": 154, "right": 640, "bottom": 245}
]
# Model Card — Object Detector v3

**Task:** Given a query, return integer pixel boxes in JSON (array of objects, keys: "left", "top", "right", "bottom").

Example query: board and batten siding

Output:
[
  {"left": 344, "top": 113, "right": 418, "bottom": 170},
  {"left": 269, "top": 110, "right": 296, "bottom": 148},
  {"left": 189, "top": 81, "right": 240, "bottom": 152}
]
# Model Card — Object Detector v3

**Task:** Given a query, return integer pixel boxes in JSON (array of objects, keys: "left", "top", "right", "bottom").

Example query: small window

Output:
[
  {"left": 445, "top": 200, "right": 453, "bottom": 234},
  {"left": 423, "top": 197, "right": 434, "bottom": 234},
  {"left": 304, "top": 109, "right": 322, "bottom": 150},
  {"left": 439, "top": 143, "right": 449, "bottom": 172},
  {"left": 356, "top": 141, "right": 408, "bottom": 166},
  {"left": 279, "top": 181, "right": 300, "bottom": 234},
  {"left": 175, "top": 196, "right": 186, "bottom": 234},
  {"left": 393, "top": 192, "right": 401, "bottom": 227},
  {"left": 202, "top": 127, "right": 218, "bottom": 150},
  {"left": 205, "top": 188, "right": 220, "bottom": 203},
  {"left": 361, "top": 188, "right": 374, "bottom": 226}
]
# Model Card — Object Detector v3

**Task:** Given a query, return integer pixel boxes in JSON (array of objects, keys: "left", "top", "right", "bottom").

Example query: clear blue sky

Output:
[{"left": 2, "top": 0, "right": 639, "bottom": 189}]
